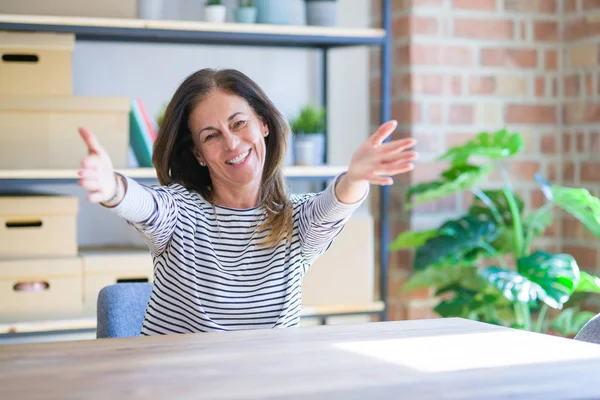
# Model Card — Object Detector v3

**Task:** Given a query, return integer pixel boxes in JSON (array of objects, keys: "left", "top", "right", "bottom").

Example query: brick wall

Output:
[{"left": 371, "top": 0, "right": 599, "bottom": 320}]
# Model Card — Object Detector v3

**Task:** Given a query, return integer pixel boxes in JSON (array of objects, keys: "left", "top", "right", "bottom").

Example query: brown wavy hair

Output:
[{"left": 152, "top": 68, "right": 292, "bottom": 247}]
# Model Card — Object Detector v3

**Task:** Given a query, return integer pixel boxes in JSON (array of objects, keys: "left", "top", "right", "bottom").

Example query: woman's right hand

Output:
[{"left": 77, "top": 127, "right": 118, "bottom": 203}]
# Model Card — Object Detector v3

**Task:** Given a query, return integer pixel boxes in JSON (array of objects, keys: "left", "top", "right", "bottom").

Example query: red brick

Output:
[
  {"left": 534, "top": 21, "right": 559, "bottom": 41},
  {"left": 410, "top": 132, "right": 442, "bottom": 153},
  {"left": 411, "top": 73, "right": 444, "bottom": 95},
  {"left": 562, "top": 216, "right": 598, "bottom": 241},
  {"left": 547, "top": 163, "right": 558, "bottom": 181},
  {"left": 586, "top": 73, "right": 594, "bottom": 96},
  {"left": 520, "top": 21, "right": 528, "bottom": 40},
  {"left": 481, "top": 48, "right": 538, "bottom": 68},
  {"left": 505, "top": 104, "right": 557, "bottom": 124},
  {"left": 395, "top": 44, "right": 410, "bottom": 67},
  {"left": 392, "top": 101, "right": 421, "bottom": 124},
  {"left": 429, "top": 103, "right": 444, "bottom": 124},
  {"left": 541, "top": 134, "right": 557, "bottom": 153},
  {"left": 563, "top": 132, "right": 573, "bottom": 152},
  {"left": 454, "top": 18, "right": 514, "bottom": 40},
  {"left": 404, "top": 303, "right": 439, "bottom": 320},
  {"left": 453, "top": 0, "right": 497, "bottom": 11},
  {"left": 563, "top": 161, "right": 576, "bottom": 181},
  {"left": 583, "top": 0, "right": 600, "bottom": 10},
  {"left": 581, "top": 161, "right": 600, "bottom": 182},
  {"left": 565, "top": 0, "right": 578, "bottom": 12},
  {"left": 535, "top": 76, "right": 546, "bottom": 97},
  {"left": 450, "top": 75, "right": 463, "bottom": 95},
  {"left": 412, "top": 161, "right": 450, "bottom": 182},
  {"left": 393, "top": 16, "right": 439, "bottom": 37},
  {"left": 411, "top": 43, "right": 475, "bottom": 66},
  {"left": 412, "top": 195, "right": 458, "bottom": 213},
  {"left": 562, "top": 245, "right": 598, "bottom": 269},
  {"left": 449, "top": 104, "right": 474, "bottom": 124},
  {"left": 545, "top": 50, "right": 557, "bottom": 70},
  {"left": 469, "top": 75, "right": 495, "bottom": 94},
  {"left": 505, "top": 160, "right": 541, "bottom": 180},
  {"left": 566, "top": 17, "right": 600, "bottom": 40},
  {"left": 446, "top": 132, "right": 476, "bottom": 148},
  {"left": 565, "top": 74, "right": 580, "bottom": 97},
  {"left": 564, "top": 103, "right": 600, "bottom": 124},
  {"left": 504, "top": 0, "right": 557, "bottom": 13},
  {"left": 577, "top": 132, "right": 586, "bottom": 152},
  {"left": 591, "top": 131, "right": 600, "bottom": 153}
]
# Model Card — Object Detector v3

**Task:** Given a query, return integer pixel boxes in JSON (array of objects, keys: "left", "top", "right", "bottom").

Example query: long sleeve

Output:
[
  {"left": 107, "top": 176, "right": 179, "bottom": 256},
  {"left": 297, "top": 174, "right": 369, "bottom": 265}
]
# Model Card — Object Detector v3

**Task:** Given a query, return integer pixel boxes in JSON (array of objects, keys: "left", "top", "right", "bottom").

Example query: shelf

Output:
[
  {"left": 0, "top": 14, "right": 385, "bottom": 48},
  {"left": 0, "top": 166, "right": 347, "bottom": 183}
]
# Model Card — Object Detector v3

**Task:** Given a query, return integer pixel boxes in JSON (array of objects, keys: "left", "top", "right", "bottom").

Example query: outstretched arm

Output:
[{"left": 77, "top": 127, "right": 177, "bottom": 255}]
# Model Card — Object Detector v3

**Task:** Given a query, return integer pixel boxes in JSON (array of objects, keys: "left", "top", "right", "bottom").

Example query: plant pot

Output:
[
  {"left": 256, "top": 0, "right": 291, "bottom": 25},
  {"left": 293, "top": 133, "right": 325, "bottom": 166},
  {"left": 137, "top": 0, "right": 164, "bottom": 19},
  {"left": 305, "top": 0, "right": 336, "bottom": 27},
  {"left": 204, "top": 5, "right": 226, "bottom": 23},
  {"left": 235, "top": 7, "right": 257, "bottom": 23}
]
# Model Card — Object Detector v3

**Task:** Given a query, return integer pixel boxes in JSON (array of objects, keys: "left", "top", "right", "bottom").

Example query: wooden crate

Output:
[
  {"left": 0, "top": 96, "right": 131, "bottom": 169},
  {"left": 80, "top": 248, "right": 154, "bottom": 315},
  {"left": 302, "top": 215, "right": 375, "bottom": 306},
  {"left": 0, "top": 195, "right": 78, "bottom": 258},
  {"left": 0, "top": 31, "right": 74, "bottom": 96},
  {"left": 0, "top": 257, "right": 82, "bottom": 322}
]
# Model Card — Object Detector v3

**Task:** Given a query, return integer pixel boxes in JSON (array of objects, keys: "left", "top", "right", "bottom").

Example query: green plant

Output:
[
  {"left": 238, "top": 0, "right": 255, "bottom": 7},
  {"left": 206, "top": 0, "right": 223, "bottom": 6},
  {"left": 291, "top": 104, "right": 325, "bottom": 134},
  {"left": 392, "top": 128, "right": 600, "bottom": 337}
]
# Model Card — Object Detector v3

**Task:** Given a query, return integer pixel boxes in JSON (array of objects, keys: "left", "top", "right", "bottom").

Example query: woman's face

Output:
[{"left": 189, "top": 89, "right": 269, "bottom": 191}]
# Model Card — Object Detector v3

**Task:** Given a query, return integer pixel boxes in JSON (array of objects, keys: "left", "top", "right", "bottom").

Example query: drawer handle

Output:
[
  {"left": 5, "top": 220, "right": 43, "bottom": 229},
  {"left": 13, "top": 281, "right": 50, "bottom": 292},
  {"left": 117, "top": 278, "right": 149, "bottom": 283},
  {"left": 2, "top": 54, "right": 39, "bottom": 63}
]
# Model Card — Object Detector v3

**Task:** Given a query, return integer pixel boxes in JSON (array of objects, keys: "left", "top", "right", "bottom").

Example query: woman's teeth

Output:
[{"left": 226, "top": 150, "right": 250, "bottom": 165}]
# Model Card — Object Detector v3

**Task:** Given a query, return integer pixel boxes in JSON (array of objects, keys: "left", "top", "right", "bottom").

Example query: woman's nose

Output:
[{"left": 223, "top": 130, "right": 240, "bottom": 151}]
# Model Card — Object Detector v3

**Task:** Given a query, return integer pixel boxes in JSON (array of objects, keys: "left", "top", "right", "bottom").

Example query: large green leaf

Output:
[
  {"left": 469, "top": 189, "right": 524, "bottom": 225},
  {"left": 523, "top": 204, "right": 554, "bottom": 242},
  {"left": 482, "top": 266, "right": 545, "bottom": 306},
  {"left": 402, "top": 263, "right": 484, "bottom": 292},
  {"left": 414, "top": 216, "right": 499, "bottom": 270},
  {"left": 438, "top": 129, "right": 524, "bottom": 165},
  {"left": 535, "top": 173, "right": 600, "bottom": 237},
  {"left": 517, "top": 251, "right": 579, "bottom": 309},
  {"left": 405, "top": 164, "right": 492, "bottom": 209},
  {"left": 575, "top": 271, "right": 600, "bottom": 294},
  {"left": 389, "top": 229, "right": 437, "bottom": 251},
  {"left": 550, "top": 308, "right": 597, "bottom": 337}
]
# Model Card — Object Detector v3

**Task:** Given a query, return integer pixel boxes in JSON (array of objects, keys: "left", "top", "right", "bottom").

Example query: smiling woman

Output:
[{"left": 77, "top": 68, "right": 418, "bottom": 335}]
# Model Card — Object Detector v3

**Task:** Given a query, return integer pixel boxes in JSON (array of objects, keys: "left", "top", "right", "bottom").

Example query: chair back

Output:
[
  {"left": 574, "top": 313, "right": 600, "bottom": 344},
  {"left": 96, "top": 282, "right": 153, "bottom": 339}
]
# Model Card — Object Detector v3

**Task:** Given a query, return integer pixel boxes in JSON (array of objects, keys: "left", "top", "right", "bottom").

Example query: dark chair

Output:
[
  {"left": 574, "top": 313, "right": 600, "bottom": 345},
  {"left": 96, "top": 282, "right": 153, "bottom": 339}
]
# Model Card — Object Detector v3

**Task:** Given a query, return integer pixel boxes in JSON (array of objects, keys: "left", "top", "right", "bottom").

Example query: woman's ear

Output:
[{"left": 192, "top": 148, "right": 206, "bottom": 167}]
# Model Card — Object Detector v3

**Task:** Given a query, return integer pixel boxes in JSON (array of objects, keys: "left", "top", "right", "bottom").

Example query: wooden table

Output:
[{"left": 2, "top": 318, "right": 600, "bottom": 399}]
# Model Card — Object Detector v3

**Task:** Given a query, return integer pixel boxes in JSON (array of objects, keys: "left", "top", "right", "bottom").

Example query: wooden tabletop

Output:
[{"left": 2, "top": 318, "right": 600, "bottom": 399}]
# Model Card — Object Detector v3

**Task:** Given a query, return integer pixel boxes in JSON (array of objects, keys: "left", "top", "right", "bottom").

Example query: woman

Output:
[{"left": 78, "top": 68, "right": 417, "bottom": 335}]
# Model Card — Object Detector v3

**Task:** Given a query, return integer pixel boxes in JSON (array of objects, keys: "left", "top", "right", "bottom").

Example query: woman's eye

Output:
[
  {"left": 233, "top": 120, "right": 247, "bottom": 129},
  {"left": 204, "top": 133, "right": 217, "bottom": 142}
]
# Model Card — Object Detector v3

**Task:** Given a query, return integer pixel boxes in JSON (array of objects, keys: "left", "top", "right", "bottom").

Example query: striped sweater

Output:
[{"left": 109, "top": 174, "right": 367, "bottom": 335}]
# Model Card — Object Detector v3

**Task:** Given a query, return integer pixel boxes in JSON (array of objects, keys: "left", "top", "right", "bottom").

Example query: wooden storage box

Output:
[
  {"left": 0, "top": 195, "right": 78, "bottom": 258},
  {"left": 0, "top": 31, "right": 74, "bottom": 96},
  {"left": 0, "top": 96, "right": 131, "bottom": 169},
  {"left": 81, "top": 248, "right": 154, "bottom": 315},
  {"left": 302, "top": 215, "right": 374, "bottom": 306},
  {"left": 0, "top": 257, "right": 83, "bottom": 322},
  {"left": 0, "top": 0, "right": 136, "bottom": 18}
]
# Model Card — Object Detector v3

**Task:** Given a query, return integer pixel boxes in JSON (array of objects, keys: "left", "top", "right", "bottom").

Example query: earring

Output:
[
  {"left": 264, "top": 131, "right": 269, "bottom": 137},
  {"left": 199, "top": 161, "right": 206, "bottom": 166}
]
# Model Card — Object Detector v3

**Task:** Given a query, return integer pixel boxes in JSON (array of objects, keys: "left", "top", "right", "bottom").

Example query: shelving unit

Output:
[{"left": 0, "top": 0, "right": 393, "bottom": 337}]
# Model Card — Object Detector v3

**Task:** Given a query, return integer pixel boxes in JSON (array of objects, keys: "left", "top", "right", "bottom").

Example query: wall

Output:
[{"left": 371, "top": 0, "right": 576, "bottom": 320}]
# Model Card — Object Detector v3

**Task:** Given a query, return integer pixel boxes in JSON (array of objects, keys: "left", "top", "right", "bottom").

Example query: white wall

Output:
[{"left": 1, "top": 0, "right": 371, "bottom": 247}]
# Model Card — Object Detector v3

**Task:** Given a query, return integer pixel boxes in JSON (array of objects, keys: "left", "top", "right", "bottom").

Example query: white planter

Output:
[
  {"left": 137, "top": 0, "right": 164, "bottom": 19},
  {"left": 293, "top": 133, "right": 325, "bottom": 166},
  {"left": 204, "top": 5, "right": 227, "bottom": 23},
  {"left": 305, "top": 1, "right": 337, "bottom": 27}
]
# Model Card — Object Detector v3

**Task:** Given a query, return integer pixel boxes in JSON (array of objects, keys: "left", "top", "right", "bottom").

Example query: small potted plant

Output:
[
  {"left": 235, "top": 0, "right": 257, "bottom": 23},
  {"left": 305, "top": 0, "right": 337, "bottom": 27},
  {"left": 291, "top": 104, "right": 326, "bottom": 166},
  {"left": 204, "top": 0, "right": 227, "bottom": 23}
]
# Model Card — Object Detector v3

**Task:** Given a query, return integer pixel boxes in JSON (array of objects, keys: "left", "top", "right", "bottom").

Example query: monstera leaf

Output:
[
  {"left": 516, "top": 251, "right": 579, "bottom": 308},
  {"left": 389, "top": 229, "right": 437, "bottom": 251},
  {"left": 414, "top": 216, "right": 499, "bottom": 270},
  {"left": 536, "top": 173, "right": 600, "bottom": 237},
  {"left": 469, "top": 189, "right": 525, "bottom": 225},
  {"left": 402, "top": 263, "right": 484, "bottom": 292},
  {"left": 575, "top": 271, "right": 600, "bottom": 294},
  {"left": 550, "top": 307, "right": 597, "bottom": 337},
  {"left": 438, "top": 129, "right": 524, "bottom": 165},
  {"left": 482, "top": 267, "right": 546, "bottom": 306},
  {"left": 405, "top": 164, "right": 492, "bottom": 210}
]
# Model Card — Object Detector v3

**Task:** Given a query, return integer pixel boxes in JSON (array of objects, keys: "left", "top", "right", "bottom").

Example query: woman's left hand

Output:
[{"left": 346, "top": 120, "right": 418, "bottom": 186}]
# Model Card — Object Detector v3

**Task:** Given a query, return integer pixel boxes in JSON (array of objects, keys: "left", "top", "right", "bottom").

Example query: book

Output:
[{"left": 129, "top": 99, "right": 153, "bottom": 167}]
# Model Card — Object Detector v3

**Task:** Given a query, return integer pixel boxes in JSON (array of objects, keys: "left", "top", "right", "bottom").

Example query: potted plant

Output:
[
  {"left": 305, "top": 0, "right": 337, "bottom": 27},
  {"left": 291, "top": 104, "right": 326, "bottom": 166},
  {"left": 235, "top": 0, "right": 257, "bottom": 23},
  {"left": 391, "top": 129, "right": 600, "bottom": 337},
  {"left": 255, "top": 0, "right": 291, "bottom": 25},
  {"left": 204, "top": 0, "right": 226, "bottom": 23}
]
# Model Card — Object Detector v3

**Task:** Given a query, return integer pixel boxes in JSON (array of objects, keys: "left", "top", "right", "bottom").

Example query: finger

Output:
[
  {"left": 78, "top": 179, "right": 104, "bottom": 192},
  {"left": 380, "top": 150, "right": 419, "bottom": 164},
  {"left": 77, "top": 168, "right": 101, "bottom": 179},
  {"left": 78, "top": 127, "right": 104, "bottom": 154},
  {"left": 379, "top": 162, "right": 415, "bottom": 176},
  {"left": 367, "top": 175, "right": 393, "bottom": 186},
  {"left": 81, "top": 154, "right": 102, "bottom": 170},
  {"left": 368, "top": 120, "right": 398, "bottom": 146},
  {"left": 377, "top": 138, "right": 417, "bottom": 154}
]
